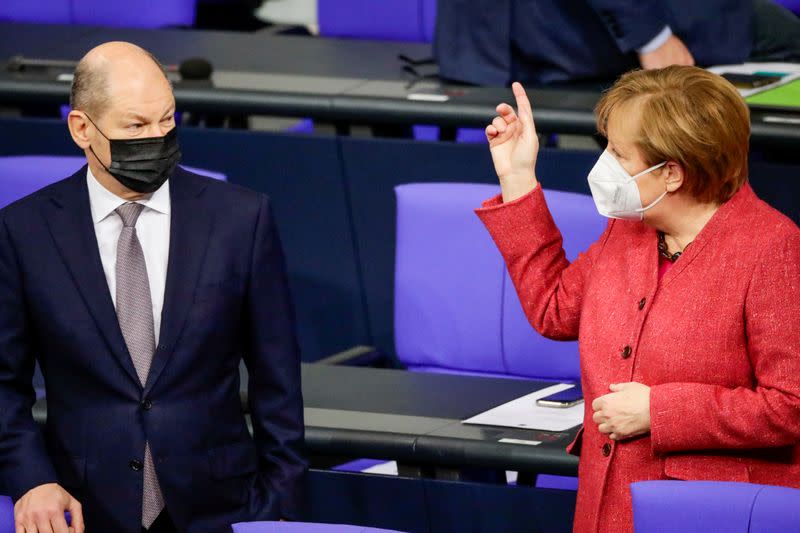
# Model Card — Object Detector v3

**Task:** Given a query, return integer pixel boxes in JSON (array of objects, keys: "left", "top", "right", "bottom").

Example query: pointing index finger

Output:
[{"left": 512, "top": 82, "right": 533, "bottom": 121}]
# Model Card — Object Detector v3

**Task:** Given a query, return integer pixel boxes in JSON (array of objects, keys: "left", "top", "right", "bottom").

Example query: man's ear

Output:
[
  {"left": 67, "top": 110, "right": 92, "bottom": 149},
  {"left": 663, "top": 161, "right": 685, "bottom": 193}
]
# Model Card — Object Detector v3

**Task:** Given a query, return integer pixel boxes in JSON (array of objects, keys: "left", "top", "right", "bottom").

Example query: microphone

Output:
[
  {"left": 6, "top": 55, "right": 184, "bottom": 75},
  {"left": 178, "top": 58, "right": 213, "bottom": 81},
  {"left": 6, "top": 55, "right": 78, "bottom": 72}
]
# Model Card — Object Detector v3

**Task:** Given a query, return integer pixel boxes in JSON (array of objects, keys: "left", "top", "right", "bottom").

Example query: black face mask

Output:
[{"left": 85, "top": 115, "right": 182, "bottom": 194}]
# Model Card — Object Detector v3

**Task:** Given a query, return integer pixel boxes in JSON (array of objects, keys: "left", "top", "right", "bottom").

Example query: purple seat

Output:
[
  {"left": 631, "top": 481, "right": 800, "bottom": 532},
  {"left": 0, "top": 0, "right": 194, "bottom": 27},
  {"left": 0, "top": 155, "right": 226, "bottom": 210},
  {"left": 72, "top": 0, "right": 195, "bottom": 28},
  {"left": 775, "top": 0, "right": 800, "bottom": 15},
  {"left": 394, "top": 183, "right": 606, "bottom": 381},
  {"left": 0, "top": 496, "right": 12, "bottom": 533},
  {"left": 318, "top": 0, "right": 436, "bottom": 43},
  {"left": 339, "top": 183, "right": 601, "bottom": 490},
  {"left": 0, "top": 0, "right": 70, "bottom": 24},
  {"left": 232, "top": 523, "right": 407, "bottom": 533}
]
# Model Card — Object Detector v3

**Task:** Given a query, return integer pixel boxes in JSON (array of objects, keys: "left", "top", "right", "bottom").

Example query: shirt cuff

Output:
[{"left": 637, "top": 26, "right": 672, "bottom": 54}]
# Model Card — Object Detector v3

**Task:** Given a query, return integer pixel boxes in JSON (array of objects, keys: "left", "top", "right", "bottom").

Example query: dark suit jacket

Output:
[
  {"left": 0, "top": 166, "right": 306, "bottom": 532},
  {"left": 435, "top": 0, "right": 754, "bottom": 85}
]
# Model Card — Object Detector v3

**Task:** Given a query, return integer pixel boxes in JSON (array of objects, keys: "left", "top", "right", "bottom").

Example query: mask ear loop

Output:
[
  {"left": 82, "top": 112, "right": 114, "bottom": 174},
  {"left": 634, "top": 161, "right": 670, "bottom": 214},
  {"left": 630, "top": 160, "right": 667, "bottom": 181}
]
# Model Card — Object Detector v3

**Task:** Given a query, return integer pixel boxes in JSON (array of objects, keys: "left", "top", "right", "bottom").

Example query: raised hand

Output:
[{"left": 486, "top": 82, "right": 540, "bottom": 203}]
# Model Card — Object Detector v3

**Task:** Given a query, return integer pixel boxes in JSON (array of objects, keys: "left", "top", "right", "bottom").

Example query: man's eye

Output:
[{"left": 129, "top": 123, "right": 143, "bottom": 129}]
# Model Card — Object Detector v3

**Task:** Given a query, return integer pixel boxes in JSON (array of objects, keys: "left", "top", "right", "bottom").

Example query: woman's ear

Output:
[{"left": 663, "top": 161, "right": 685, "bottom": 193}]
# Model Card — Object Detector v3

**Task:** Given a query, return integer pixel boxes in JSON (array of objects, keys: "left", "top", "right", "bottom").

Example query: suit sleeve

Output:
[
  {"left": 242, "top": 195, "right": 307, "bottom": 519},
  {"left": 0, "top": 212, "right": 58, "bottom": 500},
  {"left": 475, "top": 186, "right": 614, "bottom": 341},
  {"left": 650, "top": 231, "right": 800, "bottom": 454},
  {"left": 584, "top": 0, "right": 669, "bottom": 53}
]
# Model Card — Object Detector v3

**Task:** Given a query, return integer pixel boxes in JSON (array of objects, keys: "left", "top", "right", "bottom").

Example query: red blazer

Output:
[{"left": 476, "top": 183, "right": 800, "bottom": 533}]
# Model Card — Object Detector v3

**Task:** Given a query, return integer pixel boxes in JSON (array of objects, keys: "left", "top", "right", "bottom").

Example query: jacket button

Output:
[
  {"left": 602, "top": 443, "right": 612, "bottom": 457},
  {"left": 142, "top": 399, "right": 153, "bottom": 410},
  {"left": 621, "top": 346, "right": 632, "bottom": 359},
  {"left": 129, "top": 459, "right": 143, "bottom": 471},
  {"left": 638, "top": 297, "right": 646, "bottom": 310}
]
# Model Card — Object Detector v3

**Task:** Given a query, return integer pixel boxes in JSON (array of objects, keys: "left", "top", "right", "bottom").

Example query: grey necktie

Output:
[{"left": 115, "top": 202, "right": 165, "bottom": 529}]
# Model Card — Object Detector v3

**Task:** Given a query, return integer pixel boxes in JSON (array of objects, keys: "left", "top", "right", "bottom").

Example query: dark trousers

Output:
[
  {"left": 750, "top": 0, "right": 800, "bottom": 62},
  {"left": 142, "top": 510, "right": 178, "bottom": 533}
]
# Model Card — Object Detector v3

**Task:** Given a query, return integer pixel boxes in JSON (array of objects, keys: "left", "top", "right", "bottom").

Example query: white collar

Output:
[{"left": 86, "top": 166, "right": 171, "bottom": 224}]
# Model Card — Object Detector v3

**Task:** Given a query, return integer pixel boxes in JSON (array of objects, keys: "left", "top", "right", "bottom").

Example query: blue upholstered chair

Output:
[
  {"left": 0, "top": 0, "right": 195, "bottom": 27},
  {"left": 233, "top": 523, "right": 407, "bottom": 533},
  {"left": 394, "top": 183, "right": 605, "bottom": 381},
  {"left": 631, "top": 481, "right": 800, "bottom": 532},
  {"left": 318, "top": 0, "right": 435, "bottom": 43},
  {"left": 336, "top": 183, "right": 604, "bottom": 491},
  {"left": 0, "top": 496, "right": 12, "bottom": 533},
  {"left": 1, "top": 498, "right": 408, "bottom": 533},
  {"left": 0, "top": 0, "right": 71, "bottom": 24},
  {"left": 775, "top": 0, "right": 800, "bottom": 15}
]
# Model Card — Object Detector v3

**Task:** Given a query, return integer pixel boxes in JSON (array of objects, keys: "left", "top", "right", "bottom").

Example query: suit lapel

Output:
[
  {"left": 43, "top": 168, "right": 142, "bottom": 386},
  {"left": 144, "top": 170, "right": 213, "bottom": 394}
]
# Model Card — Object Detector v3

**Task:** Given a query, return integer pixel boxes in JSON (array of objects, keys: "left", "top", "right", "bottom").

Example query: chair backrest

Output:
[
  {"left": 394, "top": 183, "right": 606, "bottom": 381},
  {"left": 0, "top": 155, "right": 226, "bottom": 210},
  {"left": 0, "top": 496, "right": 12, "bottom": 533},
  {"left": 0, "top": 0, "right": 71, "bottom": 24},
  {"left": 774, "top": 0, "right": 800, "bottom": 15},
  {"left": 0, "top": 0, "right": 195, "bottom": 27},
  {"left": 318, "top": 0, "right": 436, "bottom": 43},
  {"left": 232, "top": 522, "right": 407, "bottom": 533},
  {"left": 631, "top": 481, "right": 800, "bottom": 533}
]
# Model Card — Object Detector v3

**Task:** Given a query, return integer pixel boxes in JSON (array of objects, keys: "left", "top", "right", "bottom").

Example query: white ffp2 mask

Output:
[{"left": 587, "top": 150, "right": 667, "bottom": 220}]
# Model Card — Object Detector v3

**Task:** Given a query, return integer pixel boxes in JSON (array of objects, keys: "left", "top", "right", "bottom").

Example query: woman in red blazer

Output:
[{"left": 476, "top": 66, "right": 800, "bottom": 533}]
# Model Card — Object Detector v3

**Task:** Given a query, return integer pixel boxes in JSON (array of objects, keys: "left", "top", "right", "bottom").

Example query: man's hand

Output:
[
  {"left": 14, "top": 483, "right": 84, "bottom": 533},
  {"left": 592, "top": 382, "right": 651, "bottom": 441},
  {"left": 486, "top": 82, "right": 540, "bottom": 203},
  {"left": 638, "top": 34, "right": 695, "bottom": 70}
]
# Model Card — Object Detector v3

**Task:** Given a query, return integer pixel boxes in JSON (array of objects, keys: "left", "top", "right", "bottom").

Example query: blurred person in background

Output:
[{"left": 436, "top": 0, "right": 800, "bottom": 86}]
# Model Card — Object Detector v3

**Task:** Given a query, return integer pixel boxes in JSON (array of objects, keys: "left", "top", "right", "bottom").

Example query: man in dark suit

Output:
[
  {"left": 435, "top": 0, "right": 800, "bottom": 86},
  {"left": 0, "top": 41, "right": 306, "bottom": 532}
]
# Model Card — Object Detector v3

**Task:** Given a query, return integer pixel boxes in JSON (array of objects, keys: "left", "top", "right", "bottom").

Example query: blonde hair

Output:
[{"left": 596, "top": 66, "right": 750, "bottom": 205}]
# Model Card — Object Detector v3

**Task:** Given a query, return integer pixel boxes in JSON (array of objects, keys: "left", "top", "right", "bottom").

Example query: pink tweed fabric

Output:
[{"left": 475, "top": 182, "right": 800, "bottom": 533}]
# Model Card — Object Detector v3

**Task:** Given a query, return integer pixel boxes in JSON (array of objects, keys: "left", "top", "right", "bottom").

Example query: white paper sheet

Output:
[
  {"left": 462, "top": 383, "right": 584, "bottom": 432},
  {"left": 707, "top": 63, "right": 800, "bottom": 97},
  {"left": 362, "top": 461, "right": 399, "bottom": 476}
]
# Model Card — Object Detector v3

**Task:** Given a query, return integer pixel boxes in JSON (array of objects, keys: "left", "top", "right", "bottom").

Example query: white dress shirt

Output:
[
  {"left": 638, "top": 26, "right": 673, "bottom": 54},
  {"left": 87, "top": 167, "right": 171, "bottom": 345}
]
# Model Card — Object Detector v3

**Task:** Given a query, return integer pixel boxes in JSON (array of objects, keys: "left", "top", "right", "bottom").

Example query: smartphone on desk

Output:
[
  {"left": 721, "top": 72, "right": 781, "bottom": 90},
  {"left": 536, "top": 384, "right": 584, "bottom": 408}
]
